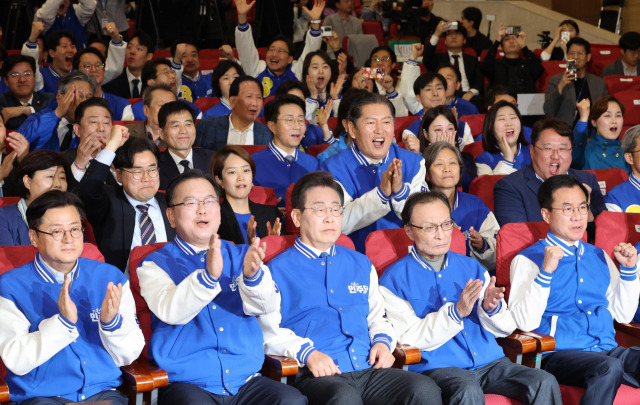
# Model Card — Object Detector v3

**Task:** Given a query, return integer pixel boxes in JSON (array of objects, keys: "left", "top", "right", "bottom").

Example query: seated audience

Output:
[
  {"left": 18, "top": 71, "right": 96, "bottom": 152},
  {"left": 481, "top": 25, "right": 543, "bottom": 94},
  {"left": 252, "top": 95, "right": 320, "bottom": 207},
  {"left": 234, "top": 0, "right": 324, "bottom": 97},
  {"left": 202, "top": 60, "right": 245, "bottom": 118},
  {"left": 509, "top": 174, "right": 640, "bottom": 405},
  {"left": 494, "top": 117, "right": 605, "bottom": 228},
  {"left": 605, "top": 125, "right": 640, "bottom": 211},
  {"left": 0, "top": 190, "right": 144, "bottom": 404},
  {"left": 602, "top": 31, "right": 640, "bottom": 77},
  {"left": 320, "top": 93, "right": 424, "bottom": 251},
  {"left": 35, "top": 0, "right": 96, "bottom": 49},
  {"left": 157, "top": 101, "right": 213, "bottom": 191},
  {"left": 380, "top": 191, "right": 561, "bottom": 404},
  {"left": 437, "top": 63, "right": 480, "bottom": 117},
  {"left": 0, "top": 150, "right": 69, "bottom": 246},
  {"left": 248, "top": 171, "right": 443, "bottom": 404},
  {"left": 79, "top": 136, "right": 176, "bottom": 271},
  {"left": 476, "top": 100, "right": 531, "bottom": 175},
  {"left": 423, "top": 142, "right": 499, "bottom": 269},
  {"left": 323, "top": 0, "right": 363, "bottom": 43},
  {"left": 172, "top": 40, "right": 213, "bottom": 101},
  {"left": 137, "top": 170, "right": 306, "bottom": 405},
  {"left": 573, "top": 95, "right": 627, "bottom": 171},
  {"left": 540, "top": 19, "right": 580, "bottom": 61},
  {"left": 0, "top": 55, "right": 55, "bottom": 130},
  {"left": 543, "top": 38, "right": 607, "bottom": 127},
  {"left": 103, "top": 31, "right": 155, "bottom": 99},
  {"left": 195, "top": 76, "right": 271, "bottom": 151},
  {"left": 476, "top": 85, "right": 532, "bottom": 142},
  {"left": 212, "top": 146, "right": 283, "bottom": 244},
  {"left": 126, "top": 84, "right": 177, "bottom": 146},
  {"left": 460, "top": 7, "right": 492, "bottom": 57}
]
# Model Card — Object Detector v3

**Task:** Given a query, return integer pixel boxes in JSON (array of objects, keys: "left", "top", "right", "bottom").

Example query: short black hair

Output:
[
  {"left": 530, "top": 117, "right": 573, "bottom": 147},
  {"left": 348, "top": 92, "right": 395, "bottom": 126},
  {"left": 559, "top": 19, "right": 580, "bottom": 35},
  {"left": 268, "top": 35, "right": 294, "bottom": 57},
  {"left": 566, "top": 37, "right": 591, "bottom": 55},
  {"left": 486, "top": 85, "right": 517, "bottom": 107},
  {"left": 275, "top": 79, "right": 309, "bottom": 98},
  {"left": 413, "top": 72, "right": 447, "bottom": 96},
  {"left": 46, "top": 30, "right": 76, "bottom": 52},
  {"left": 264, "top": 94, "right": 306, "bottom": 123},
  {"left": 170, "top": 39, "right": 198, "bottom": 58},
  {"left": 158, "top": 100, "right": 196, "bottom": 129},
  {"left": 1, "top": 54, "right": 36, "bottom": 78},
  {"left": 26, "top": 190, "right": 86, "bottom": 231},
  {"left": 113, "top": 137, "right": 159, "bottom": 170},
  {"left": 401, "top": 191, "right": 451, "bottom": 225},
  {"left": 335, "top": 88, "right": 369, "bottom": 138},
  {"left": 437, "top": 63, "right": 461, "bottom": 84},
  {"left": 72, "top": 46, "right": 106, "bottom": 71},
  {"left": 302, "top": 50, "right": 336, "bottom": 84},
  {"left": 537, "top": 174, "right": 588, "bottom": 211},
  {"left": 482, "top": 100, "right": 527, "bottom": 154},
  {"left": 462, "top": 7, "right": 482, "bottom": 30},
  {"left": 165, "top": 170, "right": 220, "bottom": 206},
  {"left": 142, "top": 59, "right": 172, "bottom": 87},
  {"left": 442, "top": 22, "right": 467, "bottom": 39},
  {"left": 619, "top": 31, "right": 640, "bottom": 52},
  {"left": 229, "top": 75, "right": 263, "bottom": 98},
  {"left": 142, "top": 84, "right": 175, "bottom": 107},
  {"left": 16, "top": 150, "right": 71, "bottom": 199},
  {"left": 211, "top": 60, "right": 245, "bottom": 98},
  {"left": 128, "top": 31, "right": 156, "bottom": 54},
  {"left": 291, "top": 171, "right": 344, "bottom": 210},
  {"left": 75, "top": 97, "right": 113, "bottom": 122},
  {"left": 369, "top": 45, "right": 397, "bottom": 64}
]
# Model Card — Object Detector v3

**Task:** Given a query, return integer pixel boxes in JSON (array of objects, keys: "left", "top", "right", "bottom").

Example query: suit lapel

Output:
[{"left": 523, "top": 165, "right": 542, "bottom": 197}]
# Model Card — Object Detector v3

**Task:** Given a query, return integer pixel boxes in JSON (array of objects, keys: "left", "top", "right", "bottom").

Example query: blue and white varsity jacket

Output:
[
  {"left": 475, "top": 143, "right": 532, "bottom": 176},
  {"left": 605, "top": 174, "right": 640, "bottom": 212}
]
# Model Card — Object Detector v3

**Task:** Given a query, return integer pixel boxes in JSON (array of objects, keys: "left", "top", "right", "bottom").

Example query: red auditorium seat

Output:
[
  {"left": 194, "top": 96, "right": 220, "bottom": 112},
  {"left": 306, "top": 144, "right": 331, "bottom": 157},
  {"left": 460, "top": 114, "right": 485, "bottom": 138},
  {"left": 537, "top": 61, "right": 568, "bottom": 93},
  {"left": 613, "top": 90, "right": 640, "bottom": 126},
  {"left": 584, "top": 168, "right": 628, "bottom": 196},
  {"left": 463, "top": 141, "right": 485, "bottom": 159},
  {"left": 394, "top": 116, "right": 421, "bottom": 141},
  {"left": 605, "top": 75, "right": 640, "bottom": 94},
  {"left": 238, "top": 144, "right": 267, "bottom": 155},
  {"left": 362, "top": 21, "right": 385, "bottom": 45},
  {"left": 248, "top": 186, "right": 278, "bottom": 206},
  {"left": 589, "top": 44, "right": 620, "bottom": 77},
  {"left": 468, "top": 175, "right": 506, "bottom": 212}
]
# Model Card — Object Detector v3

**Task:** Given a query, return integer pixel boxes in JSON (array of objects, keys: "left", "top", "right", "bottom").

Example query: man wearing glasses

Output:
[
  {"left": 0, "top": 55, "right": 55, "bottom": 129},
  {"left": 245, "top": 171, "right": 442, "bottom": 404},
  {"left": 510, "top": 174, "right": 640, "bottom": 405},
  {"left": 137, "top": 170, "right": 307, "bottom": 405},
  {"left": 0, "top": 190, "right": 144, "bottom": 404},
  {"left": 252, "top": 95, "right": 320, "bottom": 208},
  {"left": 380, "top": 191, "right": 561, "bottom": 404},
  {"left": 494, "top": 118, "right": 605, "bottom": 232},
  {"left": 79, "top": 135, "right": 175, "bottom": 271}
]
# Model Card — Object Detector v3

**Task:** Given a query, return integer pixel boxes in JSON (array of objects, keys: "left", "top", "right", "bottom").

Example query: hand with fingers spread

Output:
[
  {"left": 468, "top": 226, "right": 485, "bottom": 251},
  {"left": 266, "top": 217, "right": 282, "bottom": 236},
  {"left": 234, "top": 0, "right": 256, "bottom": 24},
  {"left": 75, "top": 133, "right": 102, "bottom": 169},
  {"left": 307, "top": 350, "right": 341, "bottom": 377},
  {"left": 456, "top": 279, "right": 483, "bottom": 318},
  {"left": 368, "top": 342, "right": 395, "bottom": 369},
  {"left": 58, "top": 275, "right": 78, "bottom": 324},
  {"left": 318, "top": 99, "right": 333, "bottom": 128},
  {"left": 206, "top": 234, "right": 224, "bottom": 280},
  {"left": 482, "top": 276, "right": 505, "bottom": 312},
  {"left": 329, "top": 76, "right": 346, "bottom": 101},
  {"left": 303, "top": 0, "right": 327, "bottom": 24},
  {"left": 55, "top": 85, "right": 77, "bottom": 119},
  {"left": 100, "top": 282, "right": 123, "bottom": 324},
  {"left": 243, "top": 236, "right": 267, "bottom": 278},
  {"left": 614, "top": 243, "right": 637, "bottom": 268}
]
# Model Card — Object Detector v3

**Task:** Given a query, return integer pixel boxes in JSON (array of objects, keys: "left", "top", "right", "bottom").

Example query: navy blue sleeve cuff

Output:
[
  {"left": 485, "top": 300, "right": 502, "bottom": 317},
  {"left": 372, "top": 333, "right": 392, "bottom": 351},
  {"left": 244, "top": 266, "right": 265, "bottom": 287},
  {"left": 297, "top": 343, "right": 317, "bottom": 364},
  {"left": 100, "top": 312, "right": 124, "bottom": 331},
  {"left": 238, "top": 22, "right": 250, "bottom": 32}
]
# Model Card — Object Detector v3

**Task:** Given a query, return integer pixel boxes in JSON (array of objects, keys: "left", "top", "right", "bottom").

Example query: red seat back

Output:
[
  {"left": 306, "top": 144, "right": 331, "bottom": 157},
  {"left": 606, "top": 75, "right": 640, "bottom": 94},
  {"left": 0, "top": 197, "right": 19, "bottom": 208},
  {"left": 362, "top": 21, "right": 385, "bottom": 45},
  {"left": 584, "top": 168, "right": 628, "bottom": 196},
  {"left": 193, "top": 96, "right": 220, "bottom": 113},
  {"left": 613, "top": 90, "right": 640, "bottom": 126},
  {"left": 0, "top": 243, "right": 104, "bottom": 274},
  {"left": 239, "top": 144, "right": 268, "bottom": 155},
  {"left": 468, "top": 175, "right": 506, "bottom": 213},
  {"left": 588, "top": 44, "right": 620, "bottom": 77},
  {"left": 248, "top": 186, "right": 278, "bottom": 206},
  {"left": 127, "top": 98, "right": 143, "bottom": 105},
  {"left": 595, "top": 211, "right": 640, "bottom": 263},
  {"left": 460, "top": 114, "right": 486, "bottom": 138},
  {"left": 327, "top": 117, "right": 338, "bottom": 132},
  {"left": 365, "top": 227, "right": 467, "bottom": 276},
  {"left": 394, "top": 116, "right": 421, "bottom": 141},
  {"left": 261, "top": 234, "right": 355, "bottom": 263},
  {"left": 537, "top": 61, "right": 568, "bottom": 93},
  {"left": 462, "top": 141, "right": 485, "bottom": 159},
  {"left": 285, "top": 183, "right": 298, "bottom": 235}
]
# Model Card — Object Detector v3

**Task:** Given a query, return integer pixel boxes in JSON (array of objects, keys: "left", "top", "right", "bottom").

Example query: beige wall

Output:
[{"left": 622, "top": 0, "right": 640, "bottom": 34}]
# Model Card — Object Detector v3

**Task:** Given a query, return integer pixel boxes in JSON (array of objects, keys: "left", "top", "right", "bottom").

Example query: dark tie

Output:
[
  {"left": 60, "top": 123, "right": 74, "bottom": 151},
  {"left": 284, "top": 155, "right": 295, "bottom": 162},
  {"left": 132, "top": 78, "right": 140, "bottom": 98},
  {"left": 452, "top": 55, "right": 460, "bottom": 72},
  {"left": 179, "top": 160, "right": 190, "bottom": 172},
  {"left": 319, "top": 252, "right": 329, "bottom": 258},
  {"left": 136, "top": 204, "right": 157, "bottom": 245},
  {"left": 371, "top": 162, "right": 382, "bottom": 168}
]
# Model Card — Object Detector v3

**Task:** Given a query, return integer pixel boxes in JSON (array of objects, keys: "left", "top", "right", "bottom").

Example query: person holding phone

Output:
[{"left": 540, "top": 20, "right": 580, "bottom": 61}]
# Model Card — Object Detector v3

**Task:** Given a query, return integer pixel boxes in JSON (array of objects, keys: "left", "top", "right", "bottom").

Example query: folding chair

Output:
[{"left": 598, "top": 0, "right": 624, "bottom": 34}]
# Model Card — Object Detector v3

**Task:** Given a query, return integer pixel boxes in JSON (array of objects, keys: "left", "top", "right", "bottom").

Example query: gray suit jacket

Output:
[
  {"left": 125, "top": 120, "right": 167, "bottom": 148},
  {"left": 543, "top": 73, "right": 608, "bottom": 126},
  {"left": 601, "top": 59, "right": 635, "bottom": 77}
]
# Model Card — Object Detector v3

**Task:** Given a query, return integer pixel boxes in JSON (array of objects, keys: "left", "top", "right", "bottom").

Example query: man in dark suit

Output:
[
  {"left": 79, "top": 135, "right": 175, "bottom": 271},
  {"left": 601, "top": 31, "right": 640, "bottom": 77},
  {"left": 424, "top": 21, "right": 484, "bottom": 107},
  {"left": 125, "top": 84, "right": 176, "bottom": 147},
  {"left": 0, "top": 55, "right": 55, "bottom": 130},
  {"left": 494, "top": 117, "right": 605, "bottom": 231},
  {"left": 195, "top": 75, "right": 271, "bottom": 151},
  {"left": 102, "top": 31, "right": 154, "bottom": 99},
  {"left": 157, "top": 100, "right": 213, "bottom": 191}
]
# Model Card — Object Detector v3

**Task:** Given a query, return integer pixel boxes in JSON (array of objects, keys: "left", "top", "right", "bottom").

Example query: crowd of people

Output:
[{"left": 1, "top": 0, "right": 640, "bottom": 404}]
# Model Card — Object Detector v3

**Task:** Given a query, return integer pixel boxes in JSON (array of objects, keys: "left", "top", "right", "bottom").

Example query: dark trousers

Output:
[
  {"left": 423, "top": 356, "right": 561, "bottom": 405},
  {"left": 541, "top": 346, "right": 640, "bottom": 405},
  {"left": 294, "top": 366, "right": 442, "bottom": 405},
  {"left": 12, "top": 389, "right": 127, "bottom": 405},
  {"left": 158, "top": 376, "right": 307, "bottom": 405}
]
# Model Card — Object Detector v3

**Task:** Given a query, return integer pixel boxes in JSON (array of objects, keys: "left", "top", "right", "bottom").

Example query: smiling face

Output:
[
  {"left": 29, "top": 205, "right": 83, "bottom": 273},
  {"left": 266, "top": 40, "right": 294, "bottom": 75},
  {"left": 6, "top": 62, "right": 35, "bottom": 102},
  {"left": 218, "top": 66, "right": 240, "bottom": 100},
  {"left": 541, "top": 185, "right": 588, "bottom": 244},
  {"left": 417, "top": 78, "right": 446, "bottom": 110},
  {"left": 493, "top": 105, "right": 521, "bottom": 148},
  {"left": 78, "top": 52, "right": 105, "bottom": 87},
  {"left": 160, "top": 110, "right": 196, "bottom": 155},
  {"left": 530, "top": 129, "right": 572, "bottom": 180},
  {"left": 592, "top": 101, "right": 623, "bottom": 140},
  {"left": 293, "top": 186, "right": 342, "bottom": 251},
  {"left": 116, "top": 151, "right": 159, "bottom": 202},
  {"left": 426, "top": 147, "right": 460, "bottom": 190},
  {"left": 424, "top": 115, "right": 456, "bottom": 144},
  {"left": 349, "top": 102, "right": 394, "bottom": 163},
  {"left": 307, "top": 55, "right": 332, "bottom": 93},
  {"left": 268, "top": 103, "right": 306, "bottom": 154},
  {"left": 167, "top": 178, "right": 220, "bottom": 249},
  {"left": 230, "top": 81, "right": 264, "bottom": 123},
  {"left": 74, "top": 105, "right": 112, "bottom": 150},
  {"left": 49, "top": 36, "right": 77, "bottom": 74},
  {"left": 215, "top": 153, "right": 253, "bottom": 200},
  {"left": 24, "top": 166, "right": 68, "bottom": 205},
  {"left": 371, "top": 49, "right": 395, "bottom": 75},
  {"left": 143, "top": 89, "right": 177, "bottom": 127},
  {"left": 405, "top": 200, "right": 452, "bottom": 260}
]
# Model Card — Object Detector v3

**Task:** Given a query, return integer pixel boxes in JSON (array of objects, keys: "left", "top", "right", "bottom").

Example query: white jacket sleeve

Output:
[
  {"left": 21, "top": 42, "right": 44, "bottom": 92},
  {"left": 103, "top": 39, "right": 127, "bottom": 85},
  {"left": 339, "top": 182, "right": 392, "bottom": 234},
  {"left": 476, "top": 159, "right": 519, "bottom": 176},
  {"left": 291, "top": 29, "right": 323, "bottom": 80},
  {"left": 34, "top": 0, "right": 64, "bottom": 32},
  {"left": 239, "top": 265, "right": 279, "bottom": 316},
  {"left": 366, "top": 267, "right": 396, "bottom": 349},
  {"left": 138, "top": 259, "right": 222, "bottom": 325},
  {"left": 72, "top": 0, "right": 98, "bottom": 26},
  {"left": 235, "top": 24, "right": 266, "bottom": 78},
  {"left": 604, "top": 254, "right": 640, "bottom": 323},
  {"left": 398, "top": 60, "right": 422, "bottom": 115},
  {"left": 469, "top": 213, "right": 499, "bottom": 270},
  {"left": 508, "top": 254, "right": 552, "bottom": 332}
]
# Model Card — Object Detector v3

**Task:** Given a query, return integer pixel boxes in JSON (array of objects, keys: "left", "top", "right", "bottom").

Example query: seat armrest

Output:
[
  {"left": 615, "top": 322, "right": 640, "bottom": 348},
  {"left": 121, "top": 360, "right": 156, "bottom": 393},
  {"left": 516, "top": 330, "right": 555, "bottom": 353},
  {"left": 262, "top": 355, "right": 299, "bottom": 383},
  {"left": 0, "top": 378, "right": 9, "bottom": 403},
  {"left": 392, "top": 344, "right": 421, "bottom": 370},
  {"left": 497, "top": 330, "right": 554, "bottom": 369}
]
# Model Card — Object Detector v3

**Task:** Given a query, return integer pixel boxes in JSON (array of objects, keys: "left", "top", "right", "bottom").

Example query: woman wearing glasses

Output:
[
  {"left": 0, "top": 149, "right": 69, "bottom": 246},
  {"left": 211, "top": 145, "right": 283, "bottom": 245},
  {"left": 423, "top": 141, "right": 499, "bottom": 270}
]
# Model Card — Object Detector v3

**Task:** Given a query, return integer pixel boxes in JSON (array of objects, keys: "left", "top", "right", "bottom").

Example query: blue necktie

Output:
[{"left": 136, "top": 204, "right": 157, "bottom": 245}]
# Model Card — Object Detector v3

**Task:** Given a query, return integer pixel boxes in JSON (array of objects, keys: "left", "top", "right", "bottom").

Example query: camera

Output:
[
  {"left": 321, "top": 26, "right": 333, "bottom": 37},
  {"left": 504, "top": 26, "right": 521, "bottom": 36}
]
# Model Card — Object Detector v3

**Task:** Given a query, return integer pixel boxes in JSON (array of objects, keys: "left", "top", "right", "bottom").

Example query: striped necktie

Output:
[{"left": 136, "top": 204, "right": 157, "bottom": 245}]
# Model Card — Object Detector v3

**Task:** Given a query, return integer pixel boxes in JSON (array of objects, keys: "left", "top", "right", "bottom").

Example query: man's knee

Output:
[
  {"left": 399, "top": 372, "right": 443, "bottom": 405},
  {"left": 422, "top": 371, "right": 480, "bottom": 405},
  {"left": 587, "top": 355, "right": 624, "bottom": 381}
]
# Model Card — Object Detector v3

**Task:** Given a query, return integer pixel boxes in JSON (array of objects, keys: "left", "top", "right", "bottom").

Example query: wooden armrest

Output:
[
  {"left": 261, "top": 355, "right": 299, "bottom": 381},
  {"left": 496, "top": 332, "right": 539, "bottom": 355},
  {"left": 516, "top": 330, "right": 555, "bottom": 353},
  {"left": 497, "top": 330, "right": 555, "bottom": 369},
  {"left": 615, "top": 321, "right": 640, "bottom": 348},
  {"left": 392, "top": 344, "right": 421, "bottom": 369},
  {"left": 121, "top": 360, "right": 156, "bottom": 393},
  {"left": 0, "top": 378, "right": 9, "bottom": 403},
  {"left": 615, "top": 322, "right": 640, "bottom": 337}
]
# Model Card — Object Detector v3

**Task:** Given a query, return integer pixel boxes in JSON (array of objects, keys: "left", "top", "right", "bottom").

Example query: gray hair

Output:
[
  {"left": 57, "top": 71, "right": 97, "bottom": 95},
  {"left": 422, "top": 141, "right": 465, "bottom": 176},
  {"left": 622, "top": 125, "right": 640, "bottom": 154}
]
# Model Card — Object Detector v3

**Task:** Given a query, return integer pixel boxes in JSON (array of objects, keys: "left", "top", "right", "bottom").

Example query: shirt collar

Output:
[
  {"left": 269, "top": 141, "right": 298, "bottom": 162},
  {"left": 544, "top": 231, "right": 584, "bottom": 257},
  {"left": 228, "top": 114, "right": 255, "bottom": 133},
  {"left": 124, "top": 190, "right": 159, "bottom": 211},
  {"left": 17, "top": 198, "right": 28, "bottom": 227},
  {"left": 48, "top": 65, "right": 62, "bottom": 78},
  {"left": 34, "top": 253, "right": 79, "bottom": 284},
  {"left": 183, "top": 71, "right": 201, "bottom": 82},
  {"left": 20, "top": 95, "right": 34, "bottom": 106},
  {"left": 168, "top": 148, "right": 193, "bottom": 168},
  {"left": 126, "top": 67, "right": 140, "bottom": 82},
  {"left": 630, "top": 173, "right": 640, "bottom": 192},
  {"left": 294, "top": 237, "right": 336, "bottom": 259},
  {"left": 350, "top": 143, "right": 389, "bottom": 166},
  {"left": 220, "top": 97, "right": 231, "bottom": 110},
  {"left": 174, "top": 234, "right": 208, "bottom": 255},
  {"left": 409, "top": 245, "right": 449, "bottom": 271}
]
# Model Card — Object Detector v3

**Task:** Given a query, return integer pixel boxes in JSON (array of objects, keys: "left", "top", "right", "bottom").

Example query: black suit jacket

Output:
[
  {"left": 194, "top": 115, "right": 272, "bottom": 151},
  {"left": 0, "top": 91, "right": 56, "bottom": 129},
  {"left": 424, "top": 44, "right": 484, "bottom": 94},
  {"left": 103, "top": 71, "right": 133, "bottom": 99},
  {"left": 158, "top": 147, "right": 214, "bottom": 191},
  {"left": 79, "top": 159, "right": 176, "bottom": 271},
  {"left": 218, "top": 198, "right": 284, "bottom": 245}
]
